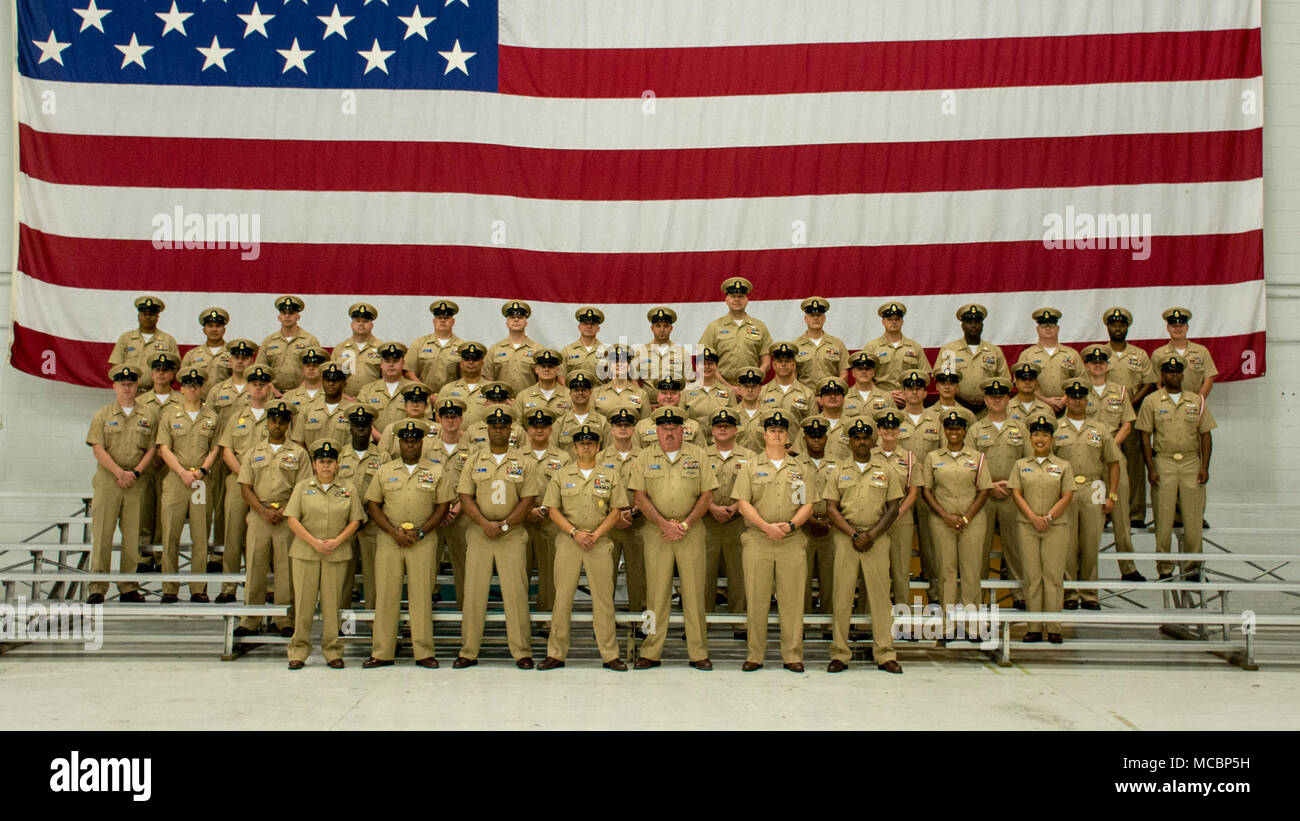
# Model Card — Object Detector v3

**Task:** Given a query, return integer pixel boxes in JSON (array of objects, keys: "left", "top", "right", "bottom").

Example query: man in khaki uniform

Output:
[
  {"left": 290, "top": 362, "right": 351, "bottom": 451},
  {"left": 967, "top": 378, "right": 1031, "bottom": 609},
  {"left": 423, "top": 398, "right": 475, "bottom": 608},
  {"left": 439, "top": 341, "right": 489, "bottom": 423},
  {"left": 561, "top": 306, "right": 608, "bottom": 384},
  {"left": 540, "top": 425, "right": 631, "bottom": 671},
  {"left": 1152, "top": 307, "right": 1219, "bottom": 399},
  {"left": 793, "top": 296, "right": 849, "bottom": 383},
  {"left": 375, "top": 386, "right": 437, "bottom": 460},
  {"left": 933, "top": 303, "right": 1009, "bottom": 413},
  {"left": 362, "top": 420, "right": 455, "bottom": 668},
  {"left": 280, "top": 346, "right": 328, "bottom": 410},
  {"left": 1015, "top": 308, "right": 1081, "bottom": 413},
  {"left": 85, "top": 365, "right": 157, "bottom": 603},
  {"left": 636, "top": 377, "right": 707, "bottom": 448},
  {"left": 109, "top": 295, "right": 180, "bottom": 395},
  {"left": 635, "top": 306, "right": 693, "bottom": 386},
  {"left": 628, "top": 407, "right": 719, "bottom": 669},
  {"left": 862, "top": 302, "right": 929, "bottom": 398},
  {"left": 1007, "top": 363, "right": 1057, "bottom": 425},
  {"left": 896, "top": 370, "right": 941, "bottom": 599},
  {"left": 824, "top": 418, "right": 904, "bottom": 673},
  {"left": 703, "top": 409, "right": 753, "bottom": 632},
  {"left": 179, "top": 307, "right": 232, "bottom": 398},
  {"left": 922, "top": 369, "right": 977, "bottom": 429},
  {"left": 682, "top": 347, "right": 732, "bottom": 428},
  {"left": 843, "top": 353, "right": 895, "bottom": 420},
  {"left": 732, "top": 368, "right": 768, "bottom": 452},
  {"left": 697, "top": 277, "right": 773, "bottom": 385},
  {"left": 794, "top": 416, "right": 838, "bottom": 626},
  {"left": 208, "top": 339, "right": 258, "bottom": 434},
  {"left": 599, "top": 407, "right": 647, "bottom": 614},
  {"left": 872, "top": 411, "right": 924, "bottom": 606},
  {"left": 135, "top": 352, "right": 182, "bottom": 569},
  {"left": 356, "top": 342, "right": 425, "bottom": 440},
  {"left": 155, "top": 367, "right": 221, "bottom": 602},
  {"left": 787, "top": 377, "right": 853, "bottom": 463},
  {"left": 592, "top": 345, "right": 651, "bottom": 420},
  {"left": 455, "top": 407, "right": 543, "bottom": 668},
  {"left": 732, "top": 410, "right": 814, "bottom": 672},
  {"left": 552, "top": 371, "right": 610, "bottom": 455},
  {"left": 255, "top": 295, "right": 321, "bottom": 394},
  {"left": 1083, "top": 343, "right": 1144, "bottom": 581},
  {"left": 337, "top": 404, "right": 385, "bottom": 611},
  {"left": 405, "top": 299, "right": 465, "bottom": 395},
  {"left": 214, "top": 364, "right": 274, "bottom": 603},
  {"left": 235, "top": 401, "right": 309, "bottom": 635},
  {"left": 331, "top": 302, "right": 385, "bottom": 397},
  {"left": 519, "top": 409, "right": 572, "bottom": 614},
  {"left": 463, "top": 382, "right": 525, "bottom": 449},
  {"left": 514, "top": 348, "right": 572, "bottom": 422},
  {"left": 487, "top": 300, "right": 541, "bottom": 394},
  {"left": 759, "top": 342, "right": 815, "bottom": 424},
  {"left": 1136, "top": 356, "right": 1216, "bottom": 578},
  {"left": 1100, "top": 307, "right": 1158, "bottom": 529}
]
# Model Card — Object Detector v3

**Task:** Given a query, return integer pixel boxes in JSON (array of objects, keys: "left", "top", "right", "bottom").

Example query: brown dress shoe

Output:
[
  {"left": 538, "top": 656, "right": 565, "bottom": 671},
  {"left": 452, "top": 656, "right": 477, "bottom": 669},
  {"left": 826, "top": 659, "right": 847, "bottom": 673},
  {"left": 119, "top": 591, "right": 147, "bottom": 603},
  {"left": 877, "top": 660, "right": 903, "bottom": 674},
  {"left": 603, "top": 658, "right": 629, "bottom": 672},
  {"left": 416, "top": 657, "right": 440, "bottom": 669},
  {"left": 280, "top": 625, "right": 294, "bottom": 638},
  {"left": 160, "top": 594, "right": 179, "bottom": 604},
  {"left": 1048, "top": 633, "right": 1063, "bottom": 644},
  {"left": 783, "top": 662, "right": 805, "bottom": 673},
  {"left": 688, "top": 658, "right": 713, "bottom": 671},
  {"left": 287, "top": 660, "right": 304, "bottom": 670},
  {"left": 516, "top": 657, "right": 535, "bottom": 670},
  {"left": 633, "top": 657, "right": 661, "bottom": 670},
  {"left": 741, "top": 661, "right": 762, "bottom": 672},
  {"left": 190, "top": 593, "right": 210, "bottom": 603},
  {"left": 86, "top": 593, "right": 105, "bottom": 605},
  {"left": 327, "top": 659, "right": 345, "bottom": 669},
  {"left": 1022, "top": 632, "right": 1043, "bottom": 643},
  {"left": 362, "top": 657, "right": 394, "bottom": 669}
]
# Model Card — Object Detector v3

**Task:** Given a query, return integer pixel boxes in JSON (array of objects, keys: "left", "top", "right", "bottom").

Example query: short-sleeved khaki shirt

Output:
[
  {"left": 285, "top": 478, "right": 364, "bottom": 562},
  {"left": 543, "top": 462, "right": 630, "bottom": 531},
  {"left": 626, "top": 442, "right": 718, "bottom": 520}
]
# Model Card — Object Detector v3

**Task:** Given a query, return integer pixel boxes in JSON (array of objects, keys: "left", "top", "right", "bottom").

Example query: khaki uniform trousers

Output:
[
  {"left": 1110, "top": 459, "right": 1138, "bottom": 576},
  {"left": 741, "top": 528, "right": 807, "bottom": 665},
  {"left": 705, "top": 516, "right": 745, "bottom": 614},
  {"left": 915, "top": 506, "right": 940, "bottom": 603},
  {"left": 441, "top": 513, "right": 471, "bottom": 609},
  {"left": 1123, "top": 433, "right": 1147, "bottom": 523},
  {"left": 981, "top": 495, "right": 1023, "bottom": 603},
  {"left": 89, "top": 468, "right": 143, "bottom": 596},
  {"left": 1017, "top": 521, "right": 1068, "bottom": 634},
  {"left": 208, "top": 461, "right": 228, "bottom": 552},
  {"left": 610, "top": 523, "right": 646, "bottom": 613},
  {"left": 829, "top": 531, "right": 896, "bottom": 665},
  {"left": 641, "top": 526, "right": 708, "bottom": 662},
  {"left": 137, "top": 461, "right": 167, "bottom": 562},
  {"left": 1153, "top": 453, "right": 1206, "bottom": 576},
  {"left": 1066, "top": 486, "right": 1105, "bottom": 604},
  {"left": 221, "top": 479, "right": 249, "bottom": 597},
  {"left": 289, "top": 558, "right": 347, "bottom": 662},
  {"left": 159, "top": 473, "right": 209, "bottom": 596},
  {"left": 460, "top": 527, "right": 532, "bottom": 661},
  {"left": 241, "top": 512, "right": 293, "bottom": 630},
  {"left": 342, "top": 523, "right": 377, "bottom": 611},
  {"left": 372, "top": 532, "right": 436, "bottom": 661},
  {"left": 526, "top": 519, "right": 558, "bottom": 611},
  {"left": 930, "top": 509, "right": 988, "bottom": 608},
  {"left": 802, "top": 528, "right": 835, "bottom": 616},
  {"left": 886, "top": 510, "right": 916, "bottom": 605},
  {"left": 548, "top": 533, "right": 620, "bottom": 662}
]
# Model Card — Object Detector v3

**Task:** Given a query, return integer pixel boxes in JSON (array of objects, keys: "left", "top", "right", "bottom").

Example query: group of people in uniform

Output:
[{"left": 87, "top": 280, "right": 1217, "bottom": 671}]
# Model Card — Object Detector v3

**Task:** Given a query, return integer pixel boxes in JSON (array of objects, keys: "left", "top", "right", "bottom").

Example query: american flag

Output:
[{"left": 12, "top": 0, "right": 1265, "bottom": 387}]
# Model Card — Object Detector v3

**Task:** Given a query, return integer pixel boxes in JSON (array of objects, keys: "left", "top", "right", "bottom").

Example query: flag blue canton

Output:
[{"left": 18, "top": 0, "right": 498, "bottom": 90}]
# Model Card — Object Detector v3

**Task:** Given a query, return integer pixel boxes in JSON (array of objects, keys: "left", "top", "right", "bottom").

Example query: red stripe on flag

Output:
[
  {"left": 18, "top": 226, "right": 1263, "bottom": 303},
  {"left": 498, "top": 29, "right": 1262, "bottom": 98},
  {"left": 18, "top": 126, "right": 1262, "bottom": 198}
]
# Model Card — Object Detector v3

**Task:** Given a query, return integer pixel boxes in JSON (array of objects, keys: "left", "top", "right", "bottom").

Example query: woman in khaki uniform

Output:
[
  {"left": 285, "top": 443, "right": 364, "bottom": 669},
  {"left": 1008, "top": 417, "right": 1074, "bottom": 643},
  {"left": 921, "top": 412, "right": 993, "bottom": 609}
]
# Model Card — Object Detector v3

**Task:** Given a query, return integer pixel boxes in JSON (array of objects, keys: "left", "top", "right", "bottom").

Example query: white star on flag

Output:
[
  {"left": 156, "top": 2, "right": 194, "bottom": 37},
  {"left": 32, "top": 31, "right": 72, "bottom": 65},
  {"left": 237, "top": 3, "right": 275, "bottom": 38},
  {"left": 363, "top": 0, "right": 390, "bottom": 5},
  {"left": 438, "top": 39, "right": 475, "bottom": 75},
  {"left": 445, "top": 0, "right": 468, "bottom": 7},
  {"left": 317, "top": 4, "right": 354, "bottom": 40},
  {"left": 358, "top": 39, "right": 395, "bottom": 74},
  {"left": 115, "top": 33, "right": 153, "bottom": 69},
  {"left": 398, "top": 5, "right": 436, "bottom": 40},
  {"left": 197, "top": 36, "right": 234, "bottom": 71},
  {"left": 73, "top": 0, "right": 112, "bottom": 33},
  {"left": 276, "top": 37, "right": 314, "bottom": 74}
]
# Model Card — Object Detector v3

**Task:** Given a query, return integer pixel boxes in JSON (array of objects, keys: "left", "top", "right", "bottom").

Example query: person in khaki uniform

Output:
[
  {"left": 255, "top": 295, "right": 321, "bottom": 394},
  {"left": 375, "top": 386, "right": 437, "bottom": 460},
  {"left": 514, "top": 348, "right": 572, "bottom": 422},
  {"left": 843, "top": 353, "right": 895, "bottom": 420},
  {"left": 794, "top": 417, "right": 844, "bottom": 635},
  {"left": 1015, "top": 308, "right": 1081, "bottom": 413},
  {"left": 155, "top": 368, "right": 221, "bottom": 602},
  {"left": 1100, "top": 307, "right": 1158, "bottom": 528},
  {"left": 592, "top": 345, "right": 651, "bottom": 420},
  {"left": 561, "top": 306, "right": 608, "bottom": 385},
  {"left": 206, "top": 338, "right": 258, "bottom": 562},
  {"left": 921, "top": 412, "right": 993, "bottom": 608},
  {"left": 861, "top": 302, "right": 929, "bottom": 398},
  {"left": 967, "top": 377, "right": 1032, "bottom": 609},
  {"left": 539, "top": 425, "right": 631, "bottom": 671},
  {"left": 330, "top": 302, "right": 385, "bottom": 397},
  {"left": 896, "top": 370, "right": 942, "bottom": 600},
  {"left": 703, "top": 409, "right": 753, "bottom": 634},
  {"left": 422, "top": 398, "right": 475, "bottom": 608},
  {"left": 759, "top": 342, "right": 816, "bottom": 424},
  {"left": 519, "top": 409, "right": 572, "bottom": 614},
  {"left": 793, "top": 296, "right": 849, "bottom": 384},
  {"left": 108, "top": 295, "right": 180, "bottom": 395},
  {"left": 823, "top": 418, "right": 905, "bottom": 673},
  {"left": 280, "top": 346, "right": 331, "bottom": 420},
  {"left": 290, "top": 362, "right": 351, "bottom": 452},
  {"left": 285, "top": 442, "right": 364, "bottom": 669},
  {"left": 1136, "top": 356, "right": 1216, "bottom": 579},
  {"left": 872, "top": 411, "right": 924, "bottom": 606},
  {"left": 599, "top": 407, "right": 647, "bottom": 614},
  {"left": 791, "top": 377, "right": 853, "bottom": 464},
  {"left": 362, "top": 420, "right": 455, "bottom": 668},
  {"left": 235, "top": 401, "right": 310, "bottom": 635},
  {"left": 933, "top": 303, "right": 1010, "bottom": 413},
  {"left": 85, "top": 365, "right": 157, "bottom": 603},
  {"left": 135, "top": 352, "right": 182, "bottom": 570},
  {"left": 635, "top": 306, "right": 693, "bottom": 386},
  {"left": 214, "top": 365, "right": 274, "bottom": 603},
  {"left": 1009, "top": 417, "right": 1075, "bottom": 643},
  {"left": 357, "top": 342, "right": 427, "bottom": 440},
  {"left": 336, "top": 404, "right": 385, "bottom": 611},
  {"left": 438, "top": 341, "right": 489, "bottom": 423},
  {"left": 1055, "top": 378, "right": 1122, "bottom": 609},
  {"left": 487, "top": 300, "right": 542, "bottom": 394},
  {"left": 682, "top": 347, "right": 733, "bottom": 428},
  {"left": 179, "top": 307, "right": 232, "bottom": 399},
  {"left": 731, "top": 368, "right": 769, "bottom": 452},
  {"left": 1007, "top": 363, "right": 1057, "bottom": 425},
  {"left": 454, "top": 407, "right": 543, "bottom": 668},
  {"left": 1082, "top": 344, "right": 1144, "bottom": 582},
  {"left": 636, "top": 377, "right": 708, "bottom": 448},
  {"left": 697, "top": 277, "right": 773, "bottom": 385},
  {"left": 552, "top": 371, "right": 610, "bottom": 455},
  {"left": 733, "top": 410, "right": 814, "bottom": 672},
  {"left": 628, "top": 407, "right": 719, "bottom": 670},
  {"left": 1152, "top": 307, "right": 1218, "bottom": 398},
  {"left": 405, "top": 299, "right": 465, "bottom": 395},
  {"left": 463, "top": 382, "right": 526, "bottom": 449}
]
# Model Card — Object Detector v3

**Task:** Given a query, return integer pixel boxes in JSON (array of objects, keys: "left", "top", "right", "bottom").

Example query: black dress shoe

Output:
[
  {"left": 1081, "top": 601, "right": 1101, "bottom": 611},
  {"left": 135, "top": 562, "right": 153, "bottom": 574},
  {"left": 1048, "top": 633, "right": 1063, "bottom": 644},
  {"left": 783, "top": 662, "right": 805, "bottom": 673},
  {"left": 603, "top": 658, "right": 628, "bottom": 672},
  {"left": 516, "top": 657, "right": 535, "bottom": 670},
  {"left": 1130, "top": 519, "right": 1146, "bottom": 530},
  {"left": 538, "top": 656, "right": 565, "bottom": 671},
  {"left": 362, "top": 657, "right": 394, "bottom": 669},
  {"left": 160, "top": 594, "right": 179, "bottom": 604},
  {"left": 689, "top": 658, "right": 713, "bottom": 671},
  {"left": 826, "top": 659, "right": 847, "bottom": 673},
  {"left": 86, "top": 593, "right": 105, "bottom": 605},
  {"left": 877, "top": 660, "right": 903, "bottom": 674},
  {"left": 741, "top": 661, "right": 762, "bottom": 672},
  {"left": 232, "top": 625, "right": 255, "bottom": 637},
  {"left": 633, "top": 657, "right": 660, "bottom": 670},
  {"left": 190, "top": 593, "right": 210, "bottom": 603},
  {"left": 1158, "top": 572, "right": 1172, "bottom": 580},
  {"left": 1013, "top": 600, "right": 1027, "bottom": 611},
  {"left": 206, "top": 561, "right": 223, "bottom": 573},
  {"left": 1063, "top": 600, "right": 1079, "bottom": 610},
  {"left": 1121, "top": 571, "right": 1147, "bottom": 582},
  {"left": 452, "top": 656, "right": 478, "bottom": 669},
  {"left": 119, "top": 591, "right": 147, "bottom": 603},
  {"left": 280, "top": 626, "right": 294, "bottom": 638},
  {"left": 288, "top": 660, "right": 304, "bottom": 670},
  {"left": 1022, "top": 632, "right": 1043, "bottom": 643},
  {"left": 214, "top": 592, "right": 236, "bottom": 603},
  {"left": 733, "top": 630, "right": 748, "bottom": 641},
  {"left": 327, "top": 659, "right": 345, "bottom": 669},
  {"left": 416, "top": 657, "right": 440, "bottom": 669}
]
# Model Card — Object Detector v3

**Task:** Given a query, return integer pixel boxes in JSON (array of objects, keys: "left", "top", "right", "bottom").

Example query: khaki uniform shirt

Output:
[
  {"left": 331, "top": 336, "right": 386, "bottom": 397},
  {"left": 551, "top": 410, "right": 610, "bottom": 455},
  {"left": 405, "top": 334, "right": 465, "bottom": 396},
  {"left": 560, "top": 340, "right": 608, "bottom": 384},
  {"left": 705, "top": 444, "right": 756, "bottom": 506},
  {"left": 338, "top": 446, "right": 386, "bottom": 501},
  {"left": 1053, "top": 417, "right": 1122, "bottom": 483},
  {"left": 896, "top": 410, "right": 943, "bottom": 458},
  {"left": 682, "top": 384, "right": 733, "bottom": 426},
  {"left": 543, "top": 462, "right": 630, "bottom": 531},
  {"left": 155, "top": 405, "right": 221, "bottom": 469},
  {"left": 1104, "top": 343, "right": 1158, "bottom": 395},
  {"left": 923, "top": 447, "right": 994, "bottom": 511},
  {"left": 934, "top": 339, "right": 1011, "bottom": 403},
  {"left": 420, "top": 437, "right": 475, "bottom": 488},
  {"left": 1135, "top": 390, "right": 1217, "bottom": 454},
  {"left": 1150, "top": 341, "right": 1218, "bottom": 395},
  {"left": 366, "top": 459, "right": 457, "bottom": 528},
  {"left": 697, "top": 315, "right": 773, "bottom": 382},
  {"left": 455, "top": 448, "right": 545, "bottom": 519},
  {"left": 206, "top": 379, "right": 250, "bottom": 432},
  {"left": 515, "top": 384, "right": 573, "bottom": 421},
  {"left": 967, "top": 417, "right": 1031, "bottom": 482},
  {"left": 758, "top": 379, "right": 816, "bottom": 423},
  {"left": 821, "top": 456, "right": 904, "bottom": 530},
  {"left": 733, "top": 408, "right": 767, "bottom": 452},
  {"left": 285, "top": 478, "right": 363, "bottom": 562},
  {"left": 871, "top": 446, "right": 925, "bottom": 502},
  {"left": 1015, "top": 344, "right": 1083, "bottom": 398},
  {"left": 592, "top": 383, "right": 651, "bottom": 420},
  {"left": 634, "top": 341, "right": 694, "bottom": 385},
  {"left": 732, "top": 452, "right": 814, "bottom": 525},
  {"left": 377, "top": 417, "right": 442, "bottom": 462},
  {"left": 793, "top": 333, "right": 848, "bottom": 384},
  {"left": 179, "top": 344, "right": 232, "bottom": 399},
  {"left": 1006, "top": 397, "right": 1058, "bottom": 426},
  {"left": 355, "top": 378, "right": 427, "bottom": 434},
  {"left": 464, "top": 419, "right": 525, "bottom": 451},
  {"left": 486, "top": 337, "right": 541, "bottom": 394},
  {"left": 843, "top": 386, "right": 895, "bottom": 419},
  {"left": 627, "top": 442, "right": 718, "bottom": 520},
  {"left": 1085, "top": 381, "right": 1137, "bottom": 436},
  {"left": 255, "top": 329, "right": 322, "bottom": 393},
  {"left": 289, "top": 394, "right": 351, "bottom": 451},
  {"left": 238, "top": 441, "right": 310, "bottom": 507},
  {"left": 522, "top": 448, "right": 573, "bottom": 508},
  {"left": 922, "top": 402, "right": 977, "bottom": 432},
  {"left": 109, "top": 329, "right": 180, "bottom": 393},
  {"left": 1008, "top": 455, "right": 1073, "bottom": 524},
  {"left": 636, "top": 413, "right": 707, "bottom": 450},
  {"left": 218, "top": 407, "right": 269, "bottom": 464},
  {"left": 439, "top": 379, "right": 488, "bottom": 425},
  {"left": 860, "top": 335, "right": 929, "bottom": 393},
  {"left": 87, "top": 402, "right": 157, "bottom": 470}
]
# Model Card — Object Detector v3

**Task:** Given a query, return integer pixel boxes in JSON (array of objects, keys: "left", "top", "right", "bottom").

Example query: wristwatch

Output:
[
  {"left": 569, "top": 526, "right": 579, "bottom": 537},
  {"left": 1107, "top": 492, "right": 1119, "bottom": 501},
  {"left": 416, "top": 528, "right": 426, "bottom": 540},
  {"left": 500, "top": 523, "right": 510, "bottom": 533},
  {"left": 131, "top": 469, "right": 141, "bottom": 478},
  {"left": 1045, "top": 513, "right": 1054, "bottom": 523},
  {"left": 786, "top": 521, "right": 795, "bottom": 532}
]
